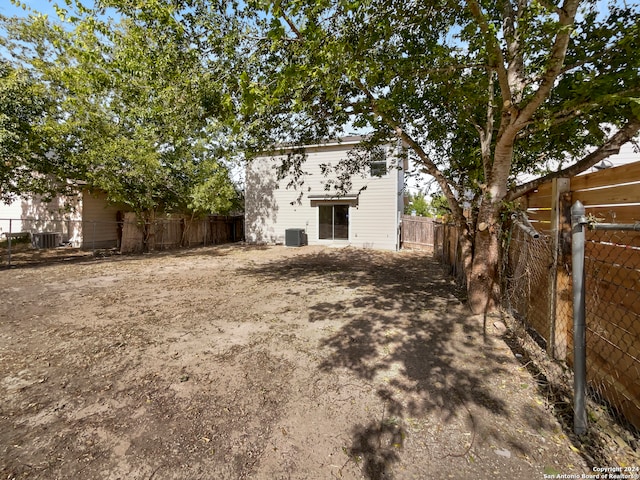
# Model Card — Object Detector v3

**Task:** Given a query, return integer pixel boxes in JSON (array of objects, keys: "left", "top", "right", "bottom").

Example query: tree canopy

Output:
[
  {"left": 0, "top": 5, "right": 241, "bottom": 216},
  {"left": 233, "top": 0, "right": 639, "bottom": 196},
  {"left": 405, "top": 192, "right": 450, "bottom": 218},
  {"left": 0, "top": 59, "right": 60, "bottom": 203}
]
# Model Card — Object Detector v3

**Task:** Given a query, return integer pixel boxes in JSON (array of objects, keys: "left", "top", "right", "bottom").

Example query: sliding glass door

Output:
[{"left": 318, "top": 205, "right": 349, "bottom": 240}]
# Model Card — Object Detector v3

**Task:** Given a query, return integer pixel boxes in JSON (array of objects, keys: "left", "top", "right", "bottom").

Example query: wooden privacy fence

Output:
[
  {"left": 120, "top": 214, "right": 244, "bottom": 253},
  {"left": 510, "top": 162, "right": 640, "bottom": 429},
  {"left": 435, "top": 161, "right": 640, "bottom": 430},
  {"left": 400, "top": 215, "right": 436, "bottom": 250},
  {"left": 0, "top": 214, "right": 245, "bottom": 267}
]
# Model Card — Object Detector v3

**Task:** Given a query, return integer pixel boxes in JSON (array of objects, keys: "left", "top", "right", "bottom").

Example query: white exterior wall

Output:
[
  {"left": 245, "top": 141, "right": 404, "bottom": 251},
  {"left": 0, "top": 189, "right": 128, "bottom": 248},
  {"left": 0, "top": 200, "right": 24, "bottom": 235},
  {"left": 0, "top": 194, "right": 83, "bottom": 245}
]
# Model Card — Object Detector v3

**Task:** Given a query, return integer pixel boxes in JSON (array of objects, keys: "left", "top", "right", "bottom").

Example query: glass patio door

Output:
[{"left": 319, "top": 205, "right": 349, "bottom": 240}]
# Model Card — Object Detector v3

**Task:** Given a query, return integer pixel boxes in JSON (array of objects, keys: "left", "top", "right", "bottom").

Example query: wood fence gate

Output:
[{"left": 400, "top": 215, "right": 435, "bottom": 250}]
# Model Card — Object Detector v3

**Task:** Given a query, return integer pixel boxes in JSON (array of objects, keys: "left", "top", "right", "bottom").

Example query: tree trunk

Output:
[
  {"left": 456, "top": 223, "right": 474, "bottom": 289},
  {"left": 467, "top": 202, "right": 502, "bottom": 314},
  {"left": 467, "top": 136, "right": 514, "bottom": 314}
]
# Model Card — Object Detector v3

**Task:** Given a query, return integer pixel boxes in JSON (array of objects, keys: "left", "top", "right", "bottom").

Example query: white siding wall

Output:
[
  {"left": 0, "top": 200, "right": 25, "bottom": 235},
  {"left": 246, "top": 142, "right": 404, "bottom": 251},
  {"left": 1, "top": 190, "right": 129, "bottom": 248},
  {"left": 0, "top": 194, "right": 82, "bottom": 245}
]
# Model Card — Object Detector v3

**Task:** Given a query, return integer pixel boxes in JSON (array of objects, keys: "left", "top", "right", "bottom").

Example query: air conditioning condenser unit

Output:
[{"left": 285, "top": 228, "right": 306, "bottom": 247}]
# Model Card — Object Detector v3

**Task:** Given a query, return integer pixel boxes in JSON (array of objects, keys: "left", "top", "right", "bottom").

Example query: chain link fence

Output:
[
  {"left": 503, "top": 222, "right": 554, "bottom": 346},
  {"left": 503, "top": 217, "right": 574, "bottom": 360},
  {"left": 502, "top": 211, "right": 640, "bottom": 436},
  {"left": 578, "top": 221, "right": 640, "bottom": 432},
  {"left": 433, "top": 163, "right": 640, "bottom": 461},
  {"left": 0, "top": 215, "right": 244, "bottom": 268}
]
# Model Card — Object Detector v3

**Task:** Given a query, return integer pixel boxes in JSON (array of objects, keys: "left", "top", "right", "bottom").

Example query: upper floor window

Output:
[{"left": 370, "top": 148, "right": 387, "bottom": 177}]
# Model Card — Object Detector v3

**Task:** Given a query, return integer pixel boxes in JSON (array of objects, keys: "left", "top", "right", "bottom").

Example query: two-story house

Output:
[{"left": 245, "top": 136, "right": 406, "bottom": 251}]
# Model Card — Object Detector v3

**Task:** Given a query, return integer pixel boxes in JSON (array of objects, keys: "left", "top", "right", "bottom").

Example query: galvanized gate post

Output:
[
  {"left": 7, "top": 219, "right": 12, "bottom": 267},
  {"left": 571, "top": 201, "right": 588, "bottom": 435}
]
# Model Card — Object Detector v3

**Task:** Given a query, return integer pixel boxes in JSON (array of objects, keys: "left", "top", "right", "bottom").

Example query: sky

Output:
[
  {"left": 0, "top": 0, "right": 60, "bottom": 19},
  {"left": 0, "top": 0, "right": 122, "bottom": 27}
]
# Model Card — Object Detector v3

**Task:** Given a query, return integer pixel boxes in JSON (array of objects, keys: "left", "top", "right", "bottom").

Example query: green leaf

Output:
[{"left": 544, "top": 466, "right": 561, "bottom": 475}]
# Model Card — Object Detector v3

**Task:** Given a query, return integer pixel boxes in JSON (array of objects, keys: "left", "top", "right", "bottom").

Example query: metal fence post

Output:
[
  {"left": 571, "top": 200, "right": 588, "bottom": 435},
  {"left": 8, "top": 219, "right": 12, "bottom": 267}
]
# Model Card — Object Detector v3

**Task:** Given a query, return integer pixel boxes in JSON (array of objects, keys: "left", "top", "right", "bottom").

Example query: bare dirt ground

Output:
[{"left": 0, "top": 244, "right": 611, "bottom": 479}]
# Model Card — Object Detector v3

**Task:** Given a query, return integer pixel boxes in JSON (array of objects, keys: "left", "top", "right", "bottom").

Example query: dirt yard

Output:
[{"left": 0, "top": 245, "right": 596, "bottom": 479}]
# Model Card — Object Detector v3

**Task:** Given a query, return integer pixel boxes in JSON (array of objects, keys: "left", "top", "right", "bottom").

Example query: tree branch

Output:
[
  {"left": 559, "top": 47, "right": 612, "bottom": 75},
  {"left": 280, "top": 11, "right": 302, "bottom": 39},
  {"left": 481, "top": 69, "right": 496, "bottom": 178},
  {"left": 417, "top": 62, "right": 490, "bottom": 76},
  {"left": 516, "top": 86, "right": 640, "bottom": 135},
  {"left": 503, "top": 0, "right": 525, "bottom": 104},
  {"left": 516, "top": 0, "right": 581, "bottom": 125},
  {"left": 465, "top": 0, "right": 512, "bottom": 106},
  {"left": 507, "top": 116, "right": 640, "bottom": 200},
  {"left": 536, "top": 0, "right": 563, "bottom": 16},
  {"left": 247, "top": 34, "right": 300, "bottom": 43},
  {"left": 353, "top": 78, "right": 466, "bottom": 227}
]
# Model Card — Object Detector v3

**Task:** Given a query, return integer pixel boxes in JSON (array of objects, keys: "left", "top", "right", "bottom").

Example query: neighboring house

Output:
[
  {"left": 585, "top": 141, "right": 640, "bottom": 171},
  {"left": 245, "top": 136, "right": 407, "bottom": 251},
  {"left": 515, "top": 140, "right": 640, "bottom": 186},
  {"left": 0, "top": 188, "right": 128, "bottom": 249}
]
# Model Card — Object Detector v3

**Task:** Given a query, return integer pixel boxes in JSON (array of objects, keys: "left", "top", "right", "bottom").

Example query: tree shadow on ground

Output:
[
  {"left": 240, "top": 248, "right": 518, "bottom": 479},
  {"left": 0, "top": 241, "right": 256, "bottom": 271}
]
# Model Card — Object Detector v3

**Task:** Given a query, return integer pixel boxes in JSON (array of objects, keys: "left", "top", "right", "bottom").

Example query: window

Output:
[
  {"left": 370, "top": 148, "right": 387, "bottom": 177},
  {"left": 319, "top": 204, "right": 349, "bottom": 240}
]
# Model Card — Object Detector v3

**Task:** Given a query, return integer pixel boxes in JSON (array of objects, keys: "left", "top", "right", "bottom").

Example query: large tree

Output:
[
  {"left": 0, "top": 5, "right": 240, "bottom": 216},
  {"left": 231, "top": 0, "right": 640, "bottom": 313},
  {"left": 0, "top": 58, "right": 64, "bottom": 202}
]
